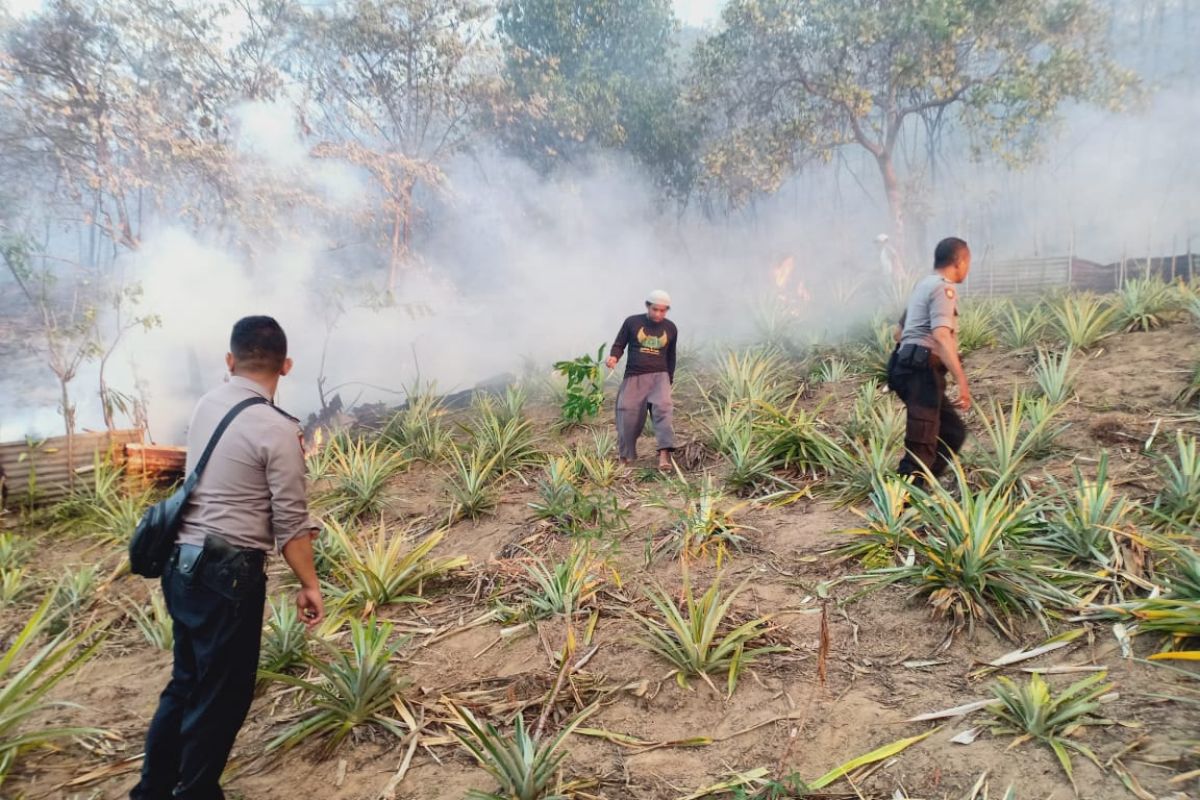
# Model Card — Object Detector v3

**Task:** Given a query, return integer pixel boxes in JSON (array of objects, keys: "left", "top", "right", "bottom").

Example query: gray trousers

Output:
[{"left": 615, "top": 372, "right": 676, "bottom": 460}]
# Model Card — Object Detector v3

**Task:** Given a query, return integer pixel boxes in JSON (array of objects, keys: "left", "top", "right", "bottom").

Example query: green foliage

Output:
[
  {"left": 987, "top": 672, "right": 1113, "bottom": 785},
  {"left": 814, "top": 356, "right": 851, "bottom": 384},
  {"left": 553, "top": 345, "right": 607, "bottom": 425},
  {"left": 863, "top": 462, "right": 1077, "bottom": 638},
  {"left": 957, "top": 299, "right": 1000, "bottom": 354},
  {"left": 629, "top": 571, "right": 784, "bottom": 695},
  {"left": 854, "top": 318, "right": 897, "bottom": 382},
  {"left": 1034, "top": 454, "right": 1132, "bottom": 568},
  {"left": 754, "top": 398, "right": 839, "bottom": 477},
  {"left": 448, "top": 701, "right": 593, "bottom": 800},
  {"left": 527, "top": 456, "right": 626, "bottom": 535},
  {"left": 0, "top": 533, "right": 29, "bottom": 569},
  {"left": 0, "top": 535, "right": 32, "bottom": 605},
  {"left": 730, "top": 772, "right": 811, "bottom": 800},
  {"left": 324, "top": 520, "right": 468, "bottom": 613},
  {"left": 496, "top": 0, "right": 695, "bottom": 196},
  {"left": 720, "top": 423, "right": 786, "bottom": 497},
  {"left": 127, "top": 589, "right": 173, "bottom": 650},
  {"left": 972, "top": 392, "right": 1063, "bottom": 488},
  {"left": 690, "top": 0, "right": 1134, "bottom": 209},
  {"left": 709, "top": 349, "right": 792, "bottom": 407},
  {"left": 49, "top": 565, "right": 99, "bottom": 634},
  {"left": 51, "top": 455, "right": 155, "bottom": 546},
  {"left": 1022, "top": 395, "right": 1067, "bottom": 459},
  {"left": 381, "top": 384, "right": 451, "bottom": 463},
  {"left": 512, "top": 545, "right": 601, "bottom": 622},
  {"left": 1115, "top": 277, "right": 1178, "bottom": 332},
  {"left": 315, "top": 435, "right": 408, "bottom": 523},
  {"left": 1047, "top": 293, "right": 1116, "bottom": 350},
  {"left": 832, "top": 476, "right": 916, "bottom": 568},
  {"left": 1177, "top": 360, "right": 1200, "bottom": 407},
  {"left": 750, "top": 298, "right": 805, "bottom": 356},
  {"left": 529, "top": 457, "right": 579, "bottom": 526},
  {"left": 0, "top": 593, "right": 105, "bottom": 788},
  {"left": 0, "top": 569, "right": 29, "bottom": 607},
  {"left": 649, "top": 471, "right": 749, "bottom": 560},
  {"left": 823, "top": 435, "right": 898, "bottom": 506},
  {"left": 262, "top": 617, "right": 411, "bottom": 754},
  {"left": 567, "top": 430, "right": 619, "bottom": 488},
  {"left": 1153, "top": 432, "right": 1200, "bottom": 529},
  {"left": 1032, "top": 348, "right": 1077, "bottom": 405},
  {"left": 467, "top": 398, "right": 542, "bottom": 476},
  {"left": 444, "top": 443, "right": 503, "bottom": 521},
  {"left": 845, "top": 380, "right": 905, "bottom": 451},
  {"left": 999, "top": 301, "right": 1045, "bottom": 349},
  {"left": 260, "top": 596, "right": 309, "bottom": 676}
]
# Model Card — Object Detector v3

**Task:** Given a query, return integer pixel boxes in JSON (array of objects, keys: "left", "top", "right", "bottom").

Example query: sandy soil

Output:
[{"left": 3, "top": 315, "right": 1199, "bottom": 800}]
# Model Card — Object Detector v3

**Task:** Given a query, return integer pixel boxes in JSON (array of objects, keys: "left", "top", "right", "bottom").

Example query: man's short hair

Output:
[
  {"left": 230, "top": 316, "right": 287, "bottom": 372},
  {"left": 934, "top": 237, "right": 969, "bottom": 269}
]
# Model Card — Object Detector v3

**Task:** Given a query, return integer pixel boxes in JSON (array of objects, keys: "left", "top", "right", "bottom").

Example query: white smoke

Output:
[{"left": 4, "top": 66, "right": 1199, "bottom": 443}]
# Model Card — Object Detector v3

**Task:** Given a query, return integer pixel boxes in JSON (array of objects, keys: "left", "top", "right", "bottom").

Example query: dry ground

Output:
[{"left": 3, "top": 320, "right": 1200, "bottom": 800}]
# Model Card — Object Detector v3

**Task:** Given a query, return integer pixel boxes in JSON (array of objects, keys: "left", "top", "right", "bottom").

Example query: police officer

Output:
[
  {"left": 132, "top": 316, "right": 324, "bottom": 800},
  {"left": 888, "top": 238, "right": 972, "bottom": 484}
]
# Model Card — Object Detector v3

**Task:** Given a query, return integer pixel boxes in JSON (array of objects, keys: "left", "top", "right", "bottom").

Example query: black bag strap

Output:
[{"left": 182, "top": 396, "right": 269, "bottom": 492}]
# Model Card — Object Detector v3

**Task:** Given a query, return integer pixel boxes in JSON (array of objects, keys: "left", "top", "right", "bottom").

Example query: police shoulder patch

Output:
[{"left": 944, "top": 287, "right": 956, "bottom": 300}]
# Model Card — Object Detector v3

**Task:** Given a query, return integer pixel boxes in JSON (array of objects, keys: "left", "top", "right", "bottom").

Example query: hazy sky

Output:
[
  {"left": 6, "top": 0, "right": 728, "bottom": 25},
  {"left": 674, "top": 0, "right": 725, "bottom": 26}
]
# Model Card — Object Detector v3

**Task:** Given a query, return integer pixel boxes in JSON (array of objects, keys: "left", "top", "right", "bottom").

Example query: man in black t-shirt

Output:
[{"left": 605, "top": 290, "right": 677, "bottom": 469}]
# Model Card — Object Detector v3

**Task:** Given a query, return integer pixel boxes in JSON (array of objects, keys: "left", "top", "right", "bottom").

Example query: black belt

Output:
[
  {"left": 896, "top": 343, "right": 932, "bottom": 368},
  {"left": 172, "top": 537, "right": 266, "bottom": 577}
]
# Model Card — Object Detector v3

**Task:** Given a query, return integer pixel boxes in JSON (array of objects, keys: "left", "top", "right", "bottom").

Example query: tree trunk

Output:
[
  {"left": 60, "top": 378, "right": 76, "bottom": 488},
  {"left": 876, "top": 149, "right": 907, "bottom": 269},
  {"left": 99, "top": 357, "right": 115, "bottom": 431},
  {"left": 387, "top": 181, "right": 415, "bottom": 293},
  {"left": 388, "top": 203, "right": 403, "bottom": 293}
]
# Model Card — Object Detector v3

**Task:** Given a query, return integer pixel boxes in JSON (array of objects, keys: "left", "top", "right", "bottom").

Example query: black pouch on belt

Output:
[
  {"left": 199, "top": 534, "right": 256, "bottom": 600},
  {"left": 898, "top": 343, "right": 931, "bottom": 369}
]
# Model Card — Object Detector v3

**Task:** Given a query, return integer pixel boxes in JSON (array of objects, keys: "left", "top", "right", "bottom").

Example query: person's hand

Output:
[
  {"left": 296, "top": 586, "right": 324, "bottom": 629},
  {"left": 952, "top": 387, "right": 972, "bottom": 412},
  {"left": 604, "top": 356, "right": 618, "bottom": 370}
]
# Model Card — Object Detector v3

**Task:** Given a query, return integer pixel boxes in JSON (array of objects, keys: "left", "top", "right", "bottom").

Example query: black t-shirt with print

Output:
[{"left": 610, "top": 314, "right": 678, "bottom": 382}]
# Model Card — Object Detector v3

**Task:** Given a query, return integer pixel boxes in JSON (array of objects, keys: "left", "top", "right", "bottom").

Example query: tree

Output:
[
  {"left": 691, "top": 0, "right": 1138, "bottom": 262},
  {"left": 496, "top": 0, "right": 699, "bottom": 198},
  {"left": 1, "top": 234, "right": 100, "bottom": 484},
  {"left": 297, "top": 0, "right": 501, "bottom": 290},
  {"left": 0, "top": 0, "right": 238, "bottom": 259}
]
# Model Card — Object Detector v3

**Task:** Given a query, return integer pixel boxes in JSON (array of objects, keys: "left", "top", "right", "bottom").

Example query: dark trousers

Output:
[
  {"left": 131, "top": 543, "right": 266, "bottom": 800},
  {"left": 888, "top": 354, "right": 967, "bottom": 483}
]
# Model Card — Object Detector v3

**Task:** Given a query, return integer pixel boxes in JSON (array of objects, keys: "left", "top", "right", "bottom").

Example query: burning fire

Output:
[
  {"left": 305, "top": 426, "right": 324, "bottom": 459},
  {"left": 771, "top": 255, "right": 811, "bottom": 305}
]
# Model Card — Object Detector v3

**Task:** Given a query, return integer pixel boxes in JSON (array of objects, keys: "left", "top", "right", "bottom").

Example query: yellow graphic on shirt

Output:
[{"left": 637, "top": 327, "right": 668, "bottom": 354}]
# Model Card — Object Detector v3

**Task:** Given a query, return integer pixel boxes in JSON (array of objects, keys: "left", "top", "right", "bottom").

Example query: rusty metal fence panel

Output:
[{"left": 0, "top": 429, "right": 144, "bottom": 509}]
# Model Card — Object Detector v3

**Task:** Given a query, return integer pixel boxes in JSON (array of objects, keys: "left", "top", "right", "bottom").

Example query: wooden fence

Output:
[{"left": 0, "top": 429, "right": 145, "bottom": 509}]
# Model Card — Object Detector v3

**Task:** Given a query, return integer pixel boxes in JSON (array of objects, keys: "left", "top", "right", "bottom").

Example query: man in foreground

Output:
[
  {"left": 887, "top": 238, "right": 972, "bottom": 485},
  {"left": 132, "top": 316, "right": 324, "bottom": 800},
  {"left": 605, "top": 290, "right": 677, "bottom": 469}
]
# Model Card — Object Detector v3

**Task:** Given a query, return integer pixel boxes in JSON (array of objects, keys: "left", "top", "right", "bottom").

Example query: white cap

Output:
[
  {"left": 646, "top": 289, "right": 672, "bottom": 307},
  {"left": 875, "top": 233, "right": 889, "bottom": 243}
]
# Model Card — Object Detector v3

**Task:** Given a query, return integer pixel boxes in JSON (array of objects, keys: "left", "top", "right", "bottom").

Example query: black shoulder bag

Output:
[{"left": 129, "top": 396, "right": 268, "bottom": 578}]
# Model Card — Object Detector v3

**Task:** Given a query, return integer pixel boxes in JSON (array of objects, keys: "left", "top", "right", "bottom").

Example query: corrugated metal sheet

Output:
[
  {"left": 964, "top": 257, "right": 1120, "bottom": 298},
  {"left": 0, "top": 429, "right": 144, "bottom": 508}
]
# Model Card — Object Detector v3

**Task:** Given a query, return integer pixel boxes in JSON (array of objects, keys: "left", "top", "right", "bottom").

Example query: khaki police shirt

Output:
[
  {"left": 899, "top": 273, "right": 959, "bottom": 349},
  {"left": 177, "top": 376, "right": 317, "bottom": 553}
]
